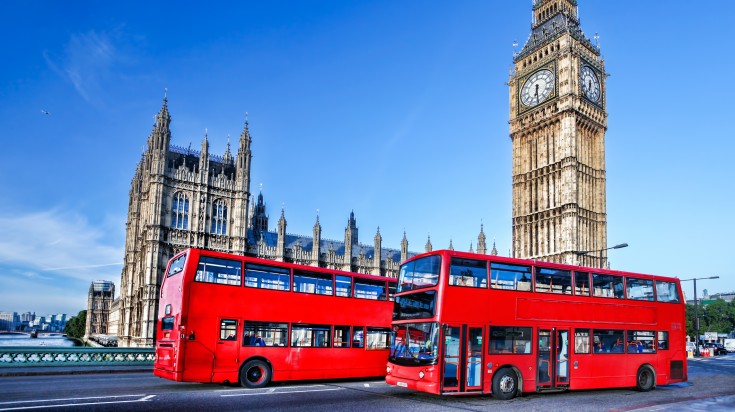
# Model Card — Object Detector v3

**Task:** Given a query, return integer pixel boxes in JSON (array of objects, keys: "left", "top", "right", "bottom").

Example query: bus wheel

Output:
[
  {"left": 635, "top": 365, "right": 655, "bottom": 392},
  {"left": 492, "top": 368, "right": 518, "bottom": 400},
  {"left": 240, "top": 360, "right": 271, "bottom": 388}
]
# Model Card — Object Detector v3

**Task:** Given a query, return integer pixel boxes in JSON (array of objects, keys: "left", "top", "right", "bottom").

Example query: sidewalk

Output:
[{"left": 0, "top": 365, "right": 152, "bottom": 377}]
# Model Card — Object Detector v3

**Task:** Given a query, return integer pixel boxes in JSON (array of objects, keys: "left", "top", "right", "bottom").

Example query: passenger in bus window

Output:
[
  {"left": 226, "top": 332, "right": 236, "bottom": 340},
  {"left": 611, "top": 339, "right": 624, "bottom": 353},
  {"left": 594, "top": 337, "right": 605, "bottom": 353}
]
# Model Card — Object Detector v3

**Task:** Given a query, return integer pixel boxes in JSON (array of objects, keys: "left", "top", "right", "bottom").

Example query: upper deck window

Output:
[
  {"left": 449, "top": 258, "right": 487, "bottom": 288},
  {"left": 535, "top": 267, "right": 572, "bottom": 294},
  {"left": 398, "top": 255, "right": 441, "bottom": 293},
  {"left": 655, "top": 281, "right": 681, "bottom": 303},
  {"left": 293, "top": 270, "right": 333, "bottom": 295},
  {"left": 245, "top": 263, "right": 290, "bottom": 291},
  {"left": 355, "top": 279, "right": 387, "bottom": 300},
  {"left": 167, "top": 254, "right": 186, "bottom": 277},
  {"left": 490, "top": 262, "right": 532, "bottom": 291},
  {"left": 592, "top": 273, "right": 624, "bottom": 298},
  {"left": 195, "top": 256, "right": 241, "bottom": 286},
  {"left": 626, "top": 277, "right": 654, "bottom": 301}
]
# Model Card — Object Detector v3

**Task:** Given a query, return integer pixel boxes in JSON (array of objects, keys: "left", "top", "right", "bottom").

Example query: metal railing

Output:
[{"left": 0, "top": 347, "right": 154, "bottom": 367}]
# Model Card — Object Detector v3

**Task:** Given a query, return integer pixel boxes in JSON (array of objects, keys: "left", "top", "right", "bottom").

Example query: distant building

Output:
[
  {"left": 85, "top": 280, "right": 116, "bottom": 338},
  {"left": 0, "top": 311, "right": 18, "bottom": 331}
]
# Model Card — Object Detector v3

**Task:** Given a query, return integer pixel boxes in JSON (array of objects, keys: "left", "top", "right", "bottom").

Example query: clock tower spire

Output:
[{"left": 509, "top": 0, "right": 609, "bottom": 268}]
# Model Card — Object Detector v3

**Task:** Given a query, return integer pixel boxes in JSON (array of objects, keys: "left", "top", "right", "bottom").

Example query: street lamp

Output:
[
  {"left": 680, "top": 275, "right": 719, "bottom": 357},
  {"left": 573, "top": 243, "right": 628, "bottom": 268}
]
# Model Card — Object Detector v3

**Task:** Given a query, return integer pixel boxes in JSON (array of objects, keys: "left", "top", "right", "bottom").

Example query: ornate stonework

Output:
[
  {"left": 509, "top": 0, "right": 608, "bottom": 268},
  {"left": 115, "top": 98, "right": 416, "bottom": 347}
]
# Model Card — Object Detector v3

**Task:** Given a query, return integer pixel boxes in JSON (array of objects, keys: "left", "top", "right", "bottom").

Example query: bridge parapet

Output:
[{"left": 0, "top": 347, "right": 154, "bottom": 367}]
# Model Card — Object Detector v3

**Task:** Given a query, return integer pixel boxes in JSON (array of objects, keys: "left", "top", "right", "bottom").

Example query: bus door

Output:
[
  {"left": 442, "top": 324, "right": 484, "bottom": 393},
  {"left": 537, "top": 328, "right": 570, "bottom": 390},
  {"left": 213, "top": 318, "right": 240, "bottom": 381}
]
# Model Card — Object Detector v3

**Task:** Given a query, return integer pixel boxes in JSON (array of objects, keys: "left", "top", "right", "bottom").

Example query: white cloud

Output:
[
  {"left": 43, "top": 29, "right": 123, "bottom": 106},
  {"left": 0, "top": 209, "right": 123, "bottom": 284}
]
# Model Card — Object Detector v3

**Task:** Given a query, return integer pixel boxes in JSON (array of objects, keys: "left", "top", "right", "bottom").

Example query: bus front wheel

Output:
[
  {"left": 240, "top": 359, "right": 271, "bottom": 388},
  {"left": 492, "top": 368, "right": 518, "bottom": 400},
  {"left": 635, "top": 365, "right": 655, "bottom": 392}
]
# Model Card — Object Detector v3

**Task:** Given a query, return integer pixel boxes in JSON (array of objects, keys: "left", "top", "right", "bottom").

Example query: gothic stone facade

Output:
[
  {"left": 85, "top": 280, "right": 115, "bottom": 338},
  {"left": 509, "top": 0, "right": 608, "bottom": 268},
  {"left": 117, "top": 98, "right": 417, "bottom": 347}
]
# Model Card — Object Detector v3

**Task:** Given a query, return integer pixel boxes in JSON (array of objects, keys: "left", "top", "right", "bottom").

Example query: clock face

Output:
[
  {"left": 520, "top": 69, "right": 555, "bottom": 107},
  {"left": 580, "top": 65, "right": 601, "bottom": 103}
]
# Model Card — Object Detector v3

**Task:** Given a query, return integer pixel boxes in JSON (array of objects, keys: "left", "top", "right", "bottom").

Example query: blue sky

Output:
[{"left": 1, "top": 1, "right": 733, "bottom": 316}]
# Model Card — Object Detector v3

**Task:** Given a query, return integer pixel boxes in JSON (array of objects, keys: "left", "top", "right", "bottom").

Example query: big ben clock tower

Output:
[{"left": 509, "top": 0, "right": 608, "bottom": 268}]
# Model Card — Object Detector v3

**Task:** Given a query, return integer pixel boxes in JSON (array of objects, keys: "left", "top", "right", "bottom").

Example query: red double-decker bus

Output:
[
  {"left": 385, "top": 250, "right": 687, "bottom": 399},
  {"left": 154, "top": 248, "right": 395, "bottom": 387}
]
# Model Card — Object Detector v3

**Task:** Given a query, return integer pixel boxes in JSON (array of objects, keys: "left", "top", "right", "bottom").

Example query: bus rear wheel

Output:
[
  {"left": 492, "top": 368, "right": 518, "bottom": 400},
  {"left": 635, "top": 365, "right": 655, "bottom": 392},
  {"left": 240, "top": 359, "right": 271, "bottom": 388}
]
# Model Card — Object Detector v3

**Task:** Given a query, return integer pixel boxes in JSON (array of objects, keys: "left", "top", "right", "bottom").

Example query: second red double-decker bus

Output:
[
  {"left": 154, "top": 248, "right": 396, "bottom": 387},
  {"left": 386, "top": 250, "right": 687, "bottom": 399}
]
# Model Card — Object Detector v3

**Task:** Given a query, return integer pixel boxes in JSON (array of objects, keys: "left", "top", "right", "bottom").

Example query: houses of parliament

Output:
[{"left": 102, "top": 0, "right": 608, "bottom": 347}]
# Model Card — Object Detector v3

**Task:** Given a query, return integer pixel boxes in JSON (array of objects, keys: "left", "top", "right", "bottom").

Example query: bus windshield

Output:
[
  {"left": 398, "top": 255, "right": 441, "bottom": 292},
  {"left": 390, "top": 322, "right": 439, "bottom": 366}
]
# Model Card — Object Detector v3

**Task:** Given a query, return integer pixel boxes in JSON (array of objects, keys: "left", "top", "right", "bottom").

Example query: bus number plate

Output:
[{"left": 397, "top": 382, "right": 408, "bottom": 388}]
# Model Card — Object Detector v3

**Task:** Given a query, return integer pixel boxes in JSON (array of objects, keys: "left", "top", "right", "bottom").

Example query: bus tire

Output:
[
  {"left": 492, "top": 368, "right": 518, "bottom": 400},
  {"left": 635, "top": 365, "right": 655, "bottom": 392},
  {"left": 239, "top": 359, "right": 271, "bottom": 388}
]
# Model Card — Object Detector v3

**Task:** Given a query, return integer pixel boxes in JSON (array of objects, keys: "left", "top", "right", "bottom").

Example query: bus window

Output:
[
  {"left": 449, "top": 257, "right": 487, "bottom": 288},
  {"left": 393, "top": 291, "right": 437, "bottom": 320},
  {"left": 243, "top": 321, "right": 288, "bottom": 347},
  {"left": 244, "top": 264, "right": 290, "bottom": 291},
  {"left": 655, "top": 281, "right": 680, "bottom": 303},
  {"left": 292, "top": 324, "right": 331, "bottom": 348},
  {"left": 220, "top": 319, "right": 237, "bottom": 341},
  {"left": 161, "top": 316, "right": 175, "bottom": 331},
  {"left": 574, "top": 329, "right": 590, "bottom": 354},
  {"left": 355, "top": 279, "right": 386, "bottom": 300},
  {"left": 626, "top": 278, "right": 654, "bottom": 301},
  {"left": 489, "top": 326, "right": 532, "bottom": 354},
  {"left": 335, "top": 275, "right": 352, "bottom": 297},
  {"left": 353, "top": 327, "right": 365, "bottom": 348},
  {"left": 593, "top": 329, "right": 625, "bottom": 353},
  {"left": 535, "top": 267, "right": 571, "bottom": 294},
  {"left": 167, "top": 254, "right": 186, "bottom": 277},
  {"left": 574, "top": 271, "right": 590, "bottom": 296},
  {"left": 334, "top": 326, "right": 351, "bottom": 348},
  {"left": 293, "top": 270, "right": 333, "bottom": 295},
  {"left": 592, "top": 274, "right": 624, "bottom": 298},
  {"left": 628, "top": 331, "right": 655, "bottom": 353},
  {"left": 657, "top": 331, "right": 669, "bottom": 350},
  {"left": 490, "top": 262, "right": 532, "bottom": 290},
  {"left": 195, "top": 256, "right": 241, "bottom": 285},
  {"left": 398, "top": 255, "right": 441, "bottom": 292},
  {"left": 366, "top": 327, "right": 391, "bottom": 349}
]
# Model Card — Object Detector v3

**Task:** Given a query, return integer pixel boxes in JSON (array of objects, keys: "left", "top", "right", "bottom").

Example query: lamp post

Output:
[
  {"left": 680, "top": 276, "right": 719, "bottom": 357},
  {"left": 573, "top": 243, "right": 628, "bottom": 268}
]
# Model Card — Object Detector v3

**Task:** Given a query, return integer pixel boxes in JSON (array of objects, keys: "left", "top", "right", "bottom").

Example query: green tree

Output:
[
  {"left": 702, "top": 299, "right": 733, "bottom": 334},
  {"left": 64, "top": 310, "right": 86, "bottom": 339}
]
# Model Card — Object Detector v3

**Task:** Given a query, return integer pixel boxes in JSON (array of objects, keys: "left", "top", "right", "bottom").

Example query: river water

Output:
[{"left": 0, "top": 334, "right": 81, "bottom": 347}]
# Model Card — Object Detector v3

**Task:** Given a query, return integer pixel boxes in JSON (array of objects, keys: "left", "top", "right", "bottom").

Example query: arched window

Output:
[
  {"left": 211, "top": 199, "right": 228, "bottom": 235},
  {"left": 172, "top": 192, "right": 189, "bottom": 229}
]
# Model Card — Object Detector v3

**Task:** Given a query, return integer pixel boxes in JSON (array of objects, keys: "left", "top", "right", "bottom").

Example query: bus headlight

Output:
[
  {"left": 386, "top": 366, "right": 392, "bottom": 374},
  {"left": 418, "top": 371, "right": 425, "bottom": 379}
]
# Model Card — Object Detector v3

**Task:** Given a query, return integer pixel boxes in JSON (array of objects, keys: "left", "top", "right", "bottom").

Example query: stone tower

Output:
[
  {"left": 509, "top": 0, "right": 607, "bottom": 268},
  {"left": 118, "top": 95, "right": 252, "bottom": 347},
  {"left": 85, "top": 280, "right": 115, "bottom": 338}
]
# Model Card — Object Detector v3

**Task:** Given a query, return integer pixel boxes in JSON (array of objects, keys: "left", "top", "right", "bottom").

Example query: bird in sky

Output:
[{"left": 41, "top": 109, "right": 50, "bottom": 115}]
